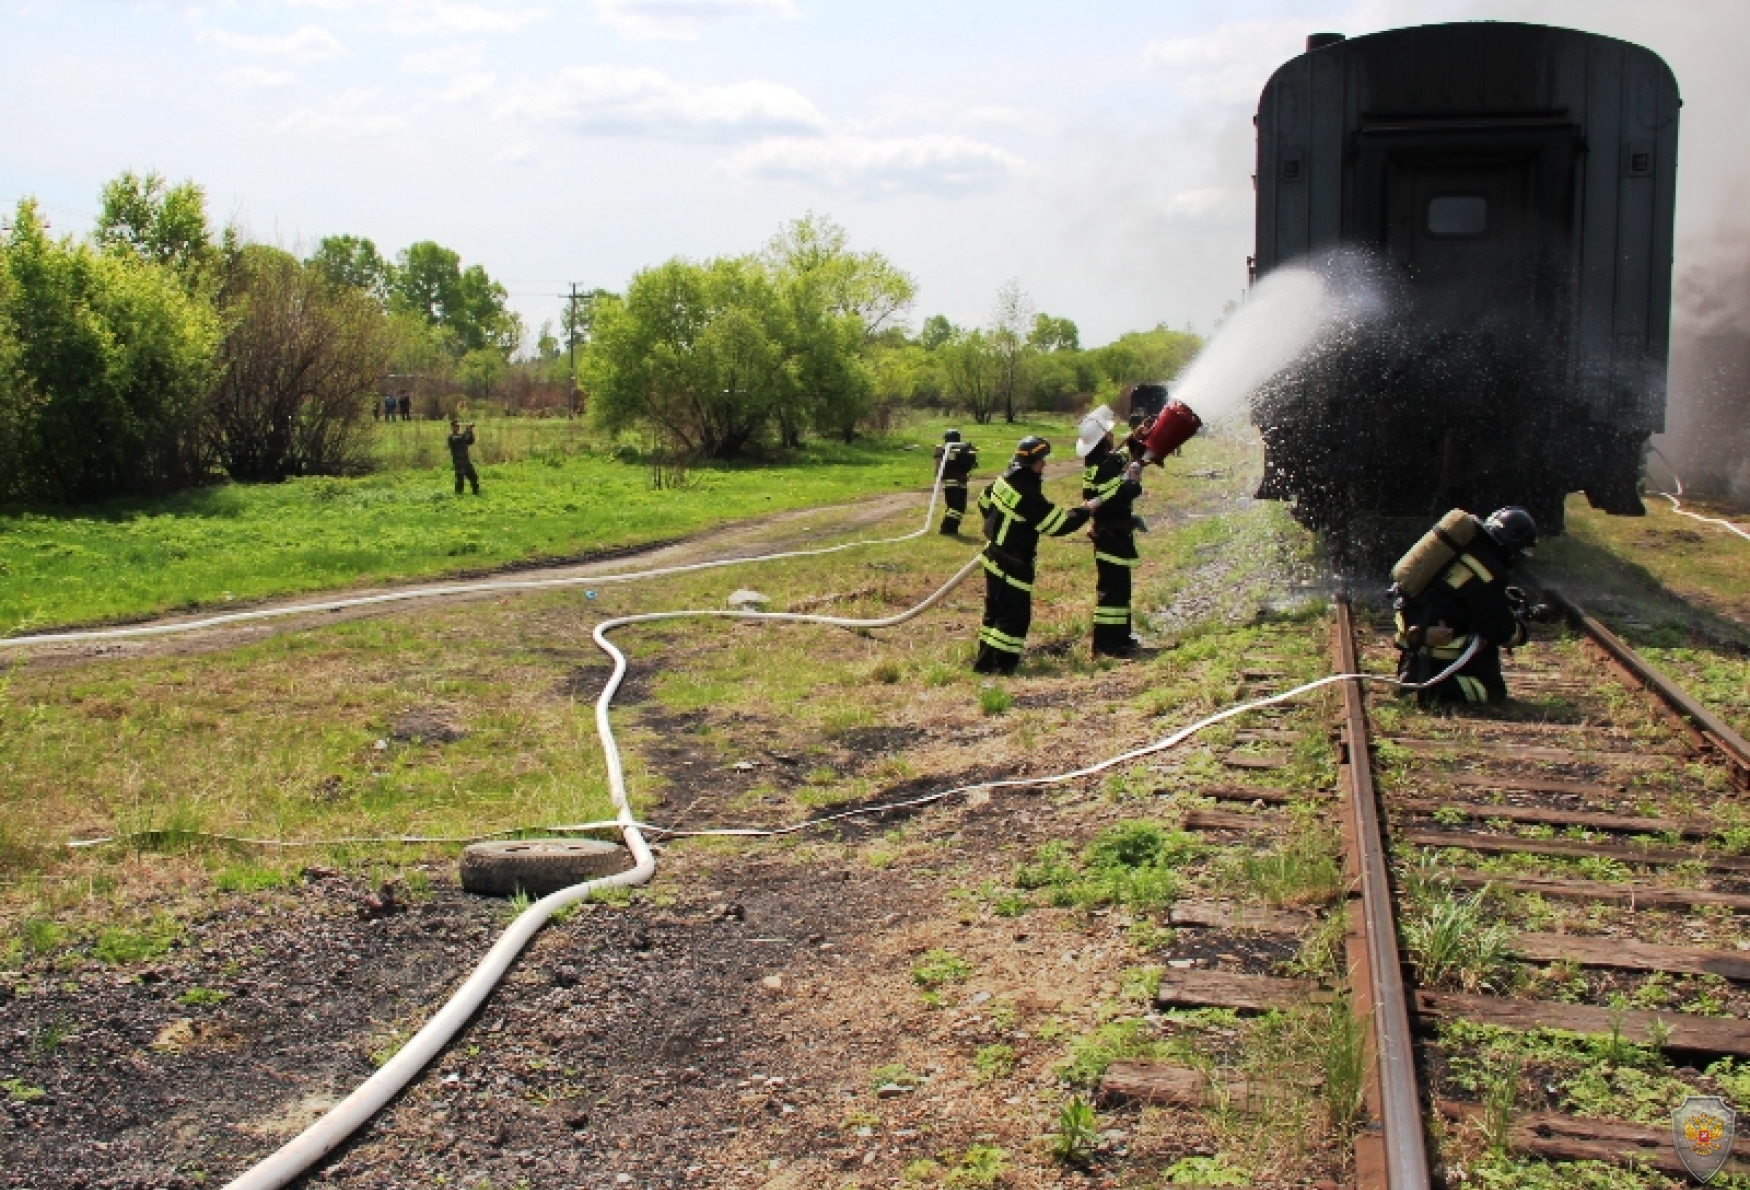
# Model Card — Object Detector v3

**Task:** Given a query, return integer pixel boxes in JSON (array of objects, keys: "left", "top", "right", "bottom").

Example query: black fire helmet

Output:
[
  {"left": 943, "top": 429, "right": 961, "bottom": 443},
  {"left": 1013, "top": 435, "right": 1051, "bottom": 462},
  {"left": 1483, "top": 506, "right": 1538, "bottom": 554}
]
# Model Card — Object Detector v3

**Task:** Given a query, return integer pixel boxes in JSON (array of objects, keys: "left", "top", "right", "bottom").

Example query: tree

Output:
[
  {"left": 989, "top": 278, "right": 1035, "bottom": 424},
  {"left": 209, "top": 245, "right": 391, "bottom": 481},
  {"left": 939, "top": 329, "right": 1000, "bottom": 425},
  {"left": 94, "top": 170, "right": 222, "bottom": 296},
  {"left": 2, "top": 198, "right": 219, "bottom": 502},
  {"left": 307, "top": 235, "right": 391, "bottom": 304},
  {"left": 1029, "top": 313, "right": 1080, "bottom": 353},
  {"left": 1088, "top": 326, "right": 1202, "bottom": 391},
  {"left": 919, "top": 314, "right": 955, "bottom": 351},
  {"left": 390, "top": 241, "right": 520, "bottom": 358},
  {"left": 585, "top": 257, "right": 794, "bottom": 459},
  {"left": 763, "top": 212, "right": 917, "bottom": 339}
]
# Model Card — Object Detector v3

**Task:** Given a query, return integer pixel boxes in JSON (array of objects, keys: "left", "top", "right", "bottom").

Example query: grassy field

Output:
[
  {"left": 1541, "top": 494, "right": 1750, "bottom": 737},
  {"left": 0, "top": 414, "right": 1069, "bottom": 634},
  {"left": 0, "top": 433, "right": 1281, "bottom": 926}
]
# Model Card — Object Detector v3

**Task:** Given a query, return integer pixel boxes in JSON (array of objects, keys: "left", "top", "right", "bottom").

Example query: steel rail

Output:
[
  {"left": 1333, "top": 596, "right": 1432, "bottom": 1190},
  {"left": 1544, "top": 588, "right": 1750, "bottom": 785}
]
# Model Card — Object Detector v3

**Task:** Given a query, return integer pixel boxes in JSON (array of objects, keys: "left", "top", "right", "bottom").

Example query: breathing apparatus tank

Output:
[{"left": 1390, "top": 509, "right": 1482, "bottom": 600}]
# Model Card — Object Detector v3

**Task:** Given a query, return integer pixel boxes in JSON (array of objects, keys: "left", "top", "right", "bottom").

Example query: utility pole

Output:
[{"left": 565, "top": 282, "right": 580, "bottom": 417}]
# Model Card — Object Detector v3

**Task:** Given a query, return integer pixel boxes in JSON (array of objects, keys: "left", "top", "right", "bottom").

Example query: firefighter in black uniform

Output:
[
  {"left": 973, "top": 436, "right": 1101, "bottom": 675},
  {"left": 1394, "top": 507, "right": 1540, "bottom": 704},
  {"left": 1076, "top": 406, "right": 1146, "bottom": 658},
  {"left": 933, "top": 429, "right": 979, "bottom": 535}
]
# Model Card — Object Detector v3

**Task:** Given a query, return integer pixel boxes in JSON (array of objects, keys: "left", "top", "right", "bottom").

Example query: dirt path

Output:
[{"left": 3, "top": 490, "right": 926, "bottom": 670}]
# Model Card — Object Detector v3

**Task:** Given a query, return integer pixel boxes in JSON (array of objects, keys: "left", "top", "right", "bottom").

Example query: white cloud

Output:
[
  {"left": 389, "top": 4, "right": 549, "bottom": 35},
  {"left": 206, "top": 23, "right": 348, "bottom": 64},
  {"left": 594, "top": 0, "right": 796, "bottom": 42},
  {"left": 722, "top": 133, "right": 1029, "bottom": 197},
  {"left": 277, "top": 87, "right": 406, "bottom": 136},
  {"left": 861, "top": 95, "right": 1057, "bottom": 137},
  {"left": 500, "top": 66, "right": 829, "bottom": 141},
  {"left": 401, "top": 45, "right": 483, "bottom": 74},
  {"left": 1142, "top": 19, "right": 1311, "bottom": 107},
  {"left": 957, "top": 104, "right": 1056, "bottom": 136},
  {"left": 221, "top": 66, "right": 298, "bottom": 88},
  {"left": 444, "top": 70, "right": 498, "bottom": 101}
]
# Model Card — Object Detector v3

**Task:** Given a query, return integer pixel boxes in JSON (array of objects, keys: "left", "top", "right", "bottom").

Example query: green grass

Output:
[
  {"left": 0, "top": 415, "right": 1071, "bottom": 634},
  {"left": 1013, "top": 821, "right": 1201, "bottom": 913}
]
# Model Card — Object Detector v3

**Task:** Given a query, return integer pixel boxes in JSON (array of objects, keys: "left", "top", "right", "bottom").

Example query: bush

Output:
[
  {"left": 209, "top": 245, "right": 390, "bottom": 481},
  {"left": 0, "top": 200, "right": 218, "bottom": 503}
]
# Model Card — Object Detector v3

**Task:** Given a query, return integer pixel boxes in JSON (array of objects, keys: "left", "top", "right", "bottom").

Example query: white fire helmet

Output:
[{"left": 1075, "top": 405, "right": 1118, "bottom": 458}]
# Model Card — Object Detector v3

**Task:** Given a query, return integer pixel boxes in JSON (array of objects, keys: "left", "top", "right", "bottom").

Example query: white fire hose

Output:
[
  {"left": 1647, "top": 447, "right": 1750, "bottom": 544},
  {"left": 1, "top": 452, "right": 1481, "bottom": 1188}
]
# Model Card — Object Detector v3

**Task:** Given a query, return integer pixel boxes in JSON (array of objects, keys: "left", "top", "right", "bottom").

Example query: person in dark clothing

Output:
[
  {"left": 383, "top": 394, "right": 397, "bottom": 422},
  {"left": 398, "top": 393, "right": 412, "bottom": 422},
  {"left": 448, "top": 418, "right": 480, "bottom": 495},
  {"left": 1076, "top": 406, "right": 1147, "bottom": 658},
  {"left": 1393, "top": 507, "right": 1539, "bottom": 704},
  {"left": 972, "top": 436, "right": 1101, "bottom": 675},
  {"left": 932, "top": 429, "right": 979, "bottom": 535}
]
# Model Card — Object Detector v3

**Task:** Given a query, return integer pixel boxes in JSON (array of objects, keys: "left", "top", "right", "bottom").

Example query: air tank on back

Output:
[{"left": 1248, "top": 23, "right": 1680, "bottom": 548}]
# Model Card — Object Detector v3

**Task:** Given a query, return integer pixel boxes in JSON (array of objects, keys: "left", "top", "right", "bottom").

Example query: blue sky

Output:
[{"left": 4, "top": 0, "right": 1747, "bottom": 347}]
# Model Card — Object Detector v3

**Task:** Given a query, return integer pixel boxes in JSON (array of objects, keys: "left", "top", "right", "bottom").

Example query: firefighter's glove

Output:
[
  {"left": 1131, "top": 513, "right": 1150, "bottom": 533},
  {"left": 1123, "top": 461, "right": 1143, "bottom": 483}
]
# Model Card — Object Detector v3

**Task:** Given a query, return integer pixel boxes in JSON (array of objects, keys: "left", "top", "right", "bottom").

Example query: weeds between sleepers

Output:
[{"left": 1354, "top": 597, "right": 1750, "bottom": 1189}]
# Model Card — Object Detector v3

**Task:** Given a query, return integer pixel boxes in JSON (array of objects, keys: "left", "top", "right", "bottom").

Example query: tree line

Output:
[
  {"left": 0, "top": 174, "right": 1202, "bottom": 505},
  {"left": 580, "top": 215, "right": 1202, "bottom": 460},
  {"left": 0, "top": 171, "right": 525, "bottom": 504}
]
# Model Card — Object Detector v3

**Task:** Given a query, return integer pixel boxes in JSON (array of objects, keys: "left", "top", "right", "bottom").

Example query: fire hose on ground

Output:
[
  {"left": 1648, "top": 447, "right": 1750, "bottom": 545},
  {"left": 1, "top": 447, "right": 1479, "bottom": 1190}
]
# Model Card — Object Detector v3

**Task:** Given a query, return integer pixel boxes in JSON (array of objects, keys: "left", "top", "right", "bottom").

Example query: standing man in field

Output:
[
  {"left": 972, "top": 436, "right": 1103, "bottom": 675},
  {"left": 933, "top": 429, "right": 979, "bottom": 536},
  {"left": 449, "top": 417, "right": 481, "bottom": 496},
  {"left": 1076, "top": 406, "right": 1147, "bottom": 659}
]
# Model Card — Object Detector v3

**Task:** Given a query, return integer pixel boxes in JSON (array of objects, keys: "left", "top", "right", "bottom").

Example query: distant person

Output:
[
  {"left": 398, "top": 393, "right": 412, "bottom": 422},
  {"left": 1077, "top": 406, "right": 1147, "bottom": 659},
  {"left": 383, "top": 394, "right": 397, "bottom": 422},
  {"left": 448, "top": 418, "right": 480, "bottom": 496},
  {"left": 932, "top": 429, "right": 979, "bottom": 536},
  {"left": 971, "top": 436, "right": 1102, "bottom": 675},
  {"left": 372, "top": 397, "right": 381, "bottom": 422},
  {"left": 1391, "top": 506, "right": 1542, "bottom": 704}
]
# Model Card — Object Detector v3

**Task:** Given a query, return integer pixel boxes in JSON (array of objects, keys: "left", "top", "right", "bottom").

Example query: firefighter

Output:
[
  {"left": 973, "top": 436, "right": 1101, "bottom": 675},
  {"left": 1393, "top": 506, "right": 1541, "bottom": 704},
  {"left": 933, "top": 429, "right": 979, "bottom": 535},
  {"left": 448, "top": 417, "right": 480, "bottom": 495},
  {"left": 1076, "top": 406, "right": 1146, "bottom": 658}
]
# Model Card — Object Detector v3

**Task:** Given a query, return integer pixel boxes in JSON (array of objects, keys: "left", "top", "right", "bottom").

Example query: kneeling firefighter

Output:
[
  {"left": 1391, "top": 507, "right": 1544, "bottom": 704},
  {"left": 1076, "top": 405, "right": 1147, "bottom": 658},
  {"left": 973, "top": 436, "right": 1101, "bottom": 675},
  {"left": 933, "top": 429, "right": 979, "bottom": 535}
]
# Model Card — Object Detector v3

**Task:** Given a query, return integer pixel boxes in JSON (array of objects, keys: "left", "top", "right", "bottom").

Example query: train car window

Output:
[{"left": 1426, "top": 195, "right": 1489, "bottom": 237}]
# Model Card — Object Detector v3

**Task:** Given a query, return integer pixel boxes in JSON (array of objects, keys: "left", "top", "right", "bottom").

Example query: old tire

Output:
[{"left": 459, "top": 839, "right": 630, "bottom": 898}]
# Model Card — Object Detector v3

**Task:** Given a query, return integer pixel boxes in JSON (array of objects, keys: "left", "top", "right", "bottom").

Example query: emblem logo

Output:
[{"left": 1672, "top": 1095, "right": 1737, "bottom": 1184}]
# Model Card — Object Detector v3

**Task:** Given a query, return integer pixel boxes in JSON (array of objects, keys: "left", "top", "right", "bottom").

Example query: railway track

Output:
[
  {"left": 1098, "top": 597, "right": 1749, "bottom": 1185},
  {"left": 1331, "top": 595, "right": 1750, "bottom": 1187}
]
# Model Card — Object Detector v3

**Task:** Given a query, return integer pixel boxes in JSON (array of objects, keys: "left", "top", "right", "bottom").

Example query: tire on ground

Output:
[{"left": 459, "top": 839, "right": 630, "bottom": 897}]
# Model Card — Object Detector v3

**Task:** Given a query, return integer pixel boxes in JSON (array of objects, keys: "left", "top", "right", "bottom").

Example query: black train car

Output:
[{"left": 1250, "top": 23, "right": 1679, "bottom": 541}]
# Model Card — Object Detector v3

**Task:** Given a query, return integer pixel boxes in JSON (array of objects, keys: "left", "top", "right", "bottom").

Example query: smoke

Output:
[{"left": 1658, "top": 229, "right": 1750, "bottom": 500}]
